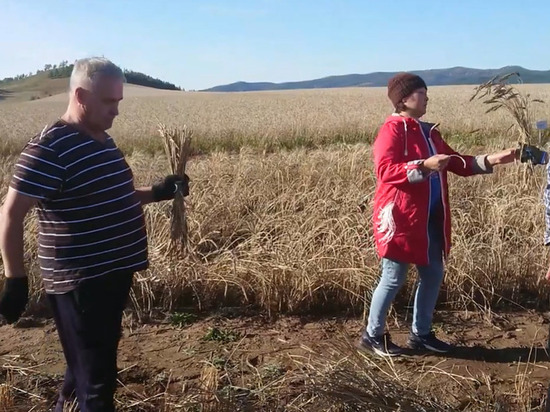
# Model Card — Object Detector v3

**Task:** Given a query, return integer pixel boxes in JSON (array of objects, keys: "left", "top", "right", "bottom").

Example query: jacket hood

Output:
[{"left": 384, "top": 114, "right": 438, "bottom": 130}]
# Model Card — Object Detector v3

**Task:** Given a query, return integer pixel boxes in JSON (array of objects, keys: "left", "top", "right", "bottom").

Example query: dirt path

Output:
[{"left": 1, "top": 310, "right": 550, "bottom": 411}]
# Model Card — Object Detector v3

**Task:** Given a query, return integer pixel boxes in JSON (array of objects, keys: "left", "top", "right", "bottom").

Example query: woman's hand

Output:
[
  {"left": 421, "top": 154, "right": 450, "bottom": 172},
  {"left": 486, "top": 148, "right": 519, "bottom": 166}
]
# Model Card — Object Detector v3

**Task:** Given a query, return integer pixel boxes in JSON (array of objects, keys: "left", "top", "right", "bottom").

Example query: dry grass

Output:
[
  {"left": 293, "top": 339, "right": 455, "bottom": 411},
  {"left": 138, "top": 146, "right": 550, "bottom": 316},
  {"left": 0, "top": 142, "right": 548, "bottom": 317},
  {"left": 0, "top": 376, "right": 14, "bottom": 412}
]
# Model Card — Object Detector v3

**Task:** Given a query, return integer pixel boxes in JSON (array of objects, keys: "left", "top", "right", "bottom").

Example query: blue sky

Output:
[{"left": 1, "top": 0, "right": 549, "bottom": 90}]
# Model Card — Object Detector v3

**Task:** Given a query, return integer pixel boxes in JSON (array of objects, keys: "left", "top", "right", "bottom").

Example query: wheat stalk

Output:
[
  {"left": 0, "top": 380, "right": 14, "bottom": 412},
  {"left": 470, "top": 72, "right": 546, "bottom": 188},
  {"left": 159, "top": 123, "right": 193, "bottom": 256},
  {"left": 470, "top": 72, "right": 544, "bottom": 145}
]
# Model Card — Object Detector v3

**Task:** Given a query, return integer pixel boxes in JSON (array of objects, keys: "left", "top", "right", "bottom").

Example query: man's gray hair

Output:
[{"left": 70, "top": 57, "right": 125, "bottom": 91}]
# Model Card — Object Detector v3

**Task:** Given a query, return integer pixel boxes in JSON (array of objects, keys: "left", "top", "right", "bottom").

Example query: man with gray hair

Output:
[{"left": 0, "top": 57, "right": 188, "bottom": 411}]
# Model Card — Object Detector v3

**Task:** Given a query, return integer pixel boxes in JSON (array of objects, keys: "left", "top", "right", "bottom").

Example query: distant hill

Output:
[
  {"left": 0, "top": 73, "right": 69, "bottom": 102},
  {"left": 0, "top": 63, "right": 182, "bottom": 102},
  {"left": 47, "top": 64, "right": 181, "bottom": 91},
  {"left": 202, "top": 66, "right": 550, "bottom": 92}
]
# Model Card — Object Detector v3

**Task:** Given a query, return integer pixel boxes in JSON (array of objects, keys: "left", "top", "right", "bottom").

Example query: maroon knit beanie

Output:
[{"left": 387, "top": 73, "right": 427, "bottom": 108}]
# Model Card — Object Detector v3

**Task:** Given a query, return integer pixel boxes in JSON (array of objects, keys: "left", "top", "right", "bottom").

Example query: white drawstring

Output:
[
  {"left": 428, "top": 122, "right": 467, "bottom": 168},
  {"left": 402, "top": 118, "right": 408, "bottom": 156},
  {"left": 449, "top": 154, "right": 467, "bottom": 168}
]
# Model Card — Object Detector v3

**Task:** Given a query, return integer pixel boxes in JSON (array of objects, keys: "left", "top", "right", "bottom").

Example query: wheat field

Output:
[
  {"left": 1, "top": 84, "right": 550, "bottom": 316},
  {"left": 2, "top": 84, "right": 550, "bottom": 156}
]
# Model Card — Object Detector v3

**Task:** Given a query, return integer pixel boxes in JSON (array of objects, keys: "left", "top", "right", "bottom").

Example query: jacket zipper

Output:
[
  {"left": 420, "top": 123, "right": 432, "bottom": 264},
  {"left": 428, "top": 124, "right": 447, "bottom": 259}
]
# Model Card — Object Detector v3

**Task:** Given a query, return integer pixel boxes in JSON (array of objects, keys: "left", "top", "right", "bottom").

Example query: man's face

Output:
[
  {"left": 402, "top": 87, "right": 428, "bottom": 118},
  {"left": 79, "top": 75, "right": 123, "bottom": 132}
]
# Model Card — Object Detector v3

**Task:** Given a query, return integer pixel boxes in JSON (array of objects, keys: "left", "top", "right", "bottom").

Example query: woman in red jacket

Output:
[{"left": 361, "top": 73, "right": 518, "bottom": 357}]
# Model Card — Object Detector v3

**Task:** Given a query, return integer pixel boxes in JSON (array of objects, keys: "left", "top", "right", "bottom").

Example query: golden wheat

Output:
[
  {"left": 2, "top": 85, "right": 550, "bottom": 157},
  {"left": 159, "top": 123, "right": 192, "bottom": 255}
]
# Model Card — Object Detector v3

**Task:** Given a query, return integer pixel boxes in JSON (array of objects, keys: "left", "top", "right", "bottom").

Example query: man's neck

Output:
[{"left": 60, "top": 112, "right": 107, "bottom": 143}]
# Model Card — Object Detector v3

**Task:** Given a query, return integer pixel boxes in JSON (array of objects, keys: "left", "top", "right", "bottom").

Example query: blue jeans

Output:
[{"left": 366, "top": 220, "right": 444, "bottom": 337}]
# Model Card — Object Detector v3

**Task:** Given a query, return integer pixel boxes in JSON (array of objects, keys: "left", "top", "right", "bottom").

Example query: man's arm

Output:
[
  {"left": 0, "top": 188, "right": 37, "bottom": 278},
  {"left": 0, "top": 130, "right": 65, "bottom": 323},
  {"left": 0, "top": 188, "right": 36, "bottom": 323}
]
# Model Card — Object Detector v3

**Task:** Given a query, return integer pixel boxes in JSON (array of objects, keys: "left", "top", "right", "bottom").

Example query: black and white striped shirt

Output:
[{"left": 10, "top": 120, "right": 148, "bottom": 294}]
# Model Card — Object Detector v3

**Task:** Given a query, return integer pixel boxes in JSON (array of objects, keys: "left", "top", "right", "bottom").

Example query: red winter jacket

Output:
[{"left": 372, "top": 115, "right": 492, "bottom": 265}]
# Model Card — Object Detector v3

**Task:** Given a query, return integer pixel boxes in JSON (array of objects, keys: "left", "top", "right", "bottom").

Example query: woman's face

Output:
[{"left": 402, "top": 87, "right": 428, "bottom": 118}]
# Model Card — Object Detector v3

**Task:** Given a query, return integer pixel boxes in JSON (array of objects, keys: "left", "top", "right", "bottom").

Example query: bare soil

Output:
[{"left": 2, "top": 309, "right": 550, "bottom": 411}]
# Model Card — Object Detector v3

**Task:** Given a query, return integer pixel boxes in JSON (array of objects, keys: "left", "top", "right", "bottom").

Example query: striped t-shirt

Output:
[{"left": 10, "top": 120, "right": 148, "bottom": 294}]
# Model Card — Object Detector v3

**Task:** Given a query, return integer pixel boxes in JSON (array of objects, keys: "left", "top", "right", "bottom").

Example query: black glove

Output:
[
  {"left": 519, "top": 143, "right": 548, "bottom": 165},
  {"left": 151, "top": 174, "right": 190, "bottom": 202},
  {"left": 0, "top": 277, "right": 29, "bottom": 324}
]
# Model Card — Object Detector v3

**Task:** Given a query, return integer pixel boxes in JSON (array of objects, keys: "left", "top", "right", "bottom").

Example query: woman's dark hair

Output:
[{"left": 394, "top": 101, "right": 406, "bottom": 113}]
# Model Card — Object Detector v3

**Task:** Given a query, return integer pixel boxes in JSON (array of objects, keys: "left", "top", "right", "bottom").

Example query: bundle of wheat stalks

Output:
[
  {"left": 470, "top": 72, "right": 544, "bottom": 145},
  {"left": 159, "top": 123, "right": 193, "bottom": 255},
  {"left": 471, "top": 73, "right": 545, "bottom": 188}
]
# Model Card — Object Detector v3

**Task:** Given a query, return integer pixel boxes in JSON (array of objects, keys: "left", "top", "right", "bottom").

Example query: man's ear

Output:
[{"left": 74, "top": 87, "right": 88, "bottom": 105}]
